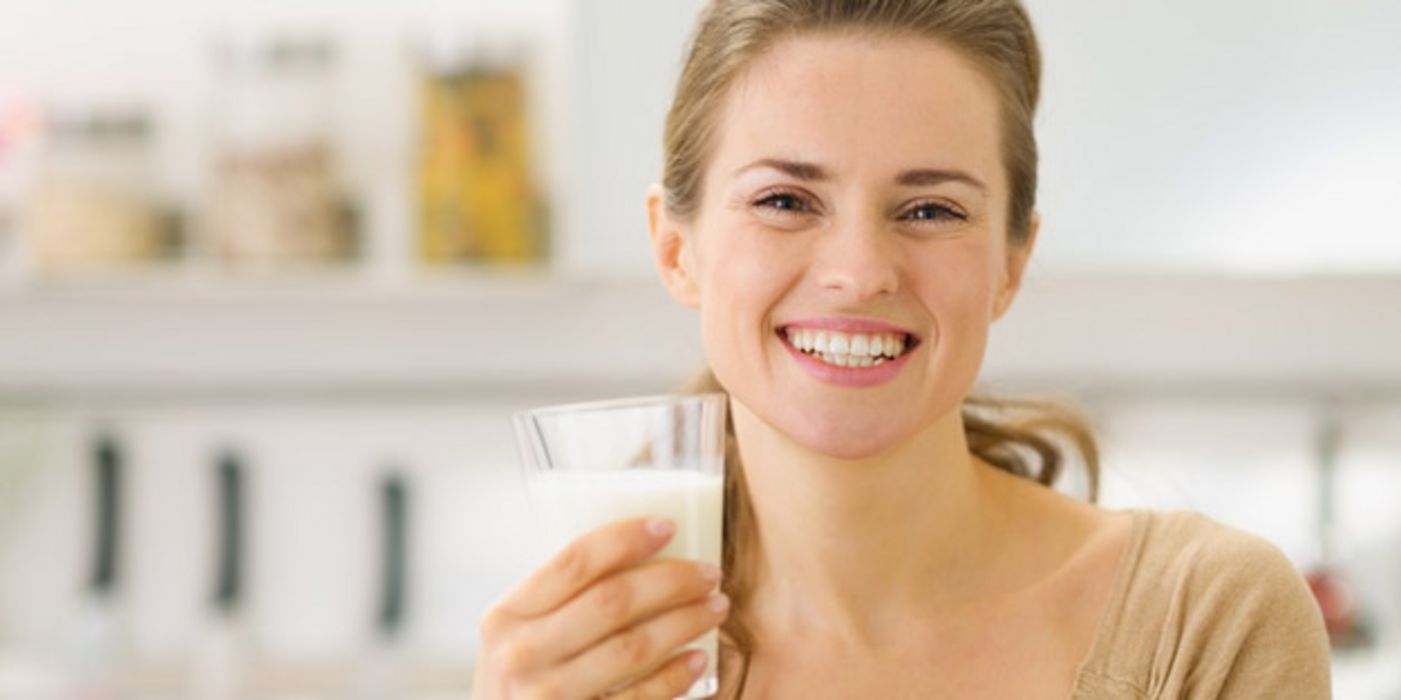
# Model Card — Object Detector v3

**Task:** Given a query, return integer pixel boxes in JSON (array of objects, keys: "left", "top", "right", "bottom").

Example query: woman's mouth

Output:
[{"left": 778, "top": 326, "right": 919, "bottom": 368}]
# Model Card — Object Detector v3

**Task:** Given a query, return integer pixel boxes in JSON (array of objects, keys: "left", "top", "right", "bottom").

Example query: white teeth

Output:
[
  {"left": 786, "top": 326, "right": 913, "bottom": 367},
  {"left": 850, "top": 334, "right": 869, "bottom": 357},
  {"left": 828, "top": 333, "right": 850, "bottom": 355}
]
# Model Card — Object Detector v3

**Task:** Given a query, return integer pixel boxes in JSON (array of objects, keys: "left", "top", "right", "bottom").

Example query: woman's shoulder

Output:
[
  {"left": 1071, "top": 508, "right": 1333, "bottom": 699},
  {"left": 1130, "top": 508, "right": 1301, "bottom": 582},
  {"left": 1093, "top": 508, "right": 1315, "bottom": 639},
  {"left": 1125, "top": 509, "right": 1323, "bottom": 618}
]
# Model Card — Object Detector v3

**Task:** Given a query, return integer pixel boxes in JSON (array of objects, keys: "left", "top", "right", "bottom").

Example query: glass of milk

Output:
[{"left": 513, "top": 394, "right": 727, "bottom": 699}]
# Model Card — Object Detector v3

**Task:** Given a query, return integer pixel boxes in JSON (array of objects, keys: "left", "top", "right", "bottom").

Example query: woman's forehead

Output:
[{"left": 712, "top": 32, "right": 1004, "bottom": 187}]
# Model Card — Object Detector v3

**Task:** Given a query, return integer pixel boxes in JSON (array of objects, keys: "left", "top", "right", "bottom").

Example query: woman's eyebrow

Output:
[
  {"left": 896, "top": 168, "right": 987, "bottom": 192},
  {"left": 733, "top": 158, "right": 829, "bottom": 181},
  {"left": 733, "top": 158, "right": 987, "bottom": 192}
]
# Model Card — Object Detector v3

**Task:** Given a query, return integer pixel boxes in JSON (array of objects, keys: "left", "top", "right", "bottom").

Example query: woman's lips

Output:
[{"left": 776, "top": 327, "right": 918, "bottom": 388}]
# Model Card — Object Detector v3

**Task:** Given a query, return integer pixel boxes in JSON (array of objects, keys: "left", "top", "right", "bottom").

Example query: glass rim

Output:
[{"left": 513, "top": 392, "right": 727, "bottom": 420}]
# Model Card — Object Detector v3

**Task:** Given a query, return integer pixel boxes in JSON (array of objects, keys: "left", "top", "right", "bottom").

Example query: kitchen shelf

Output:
[
  {"left": 2, "top": 272, "right": 1401, "bottom": 404},
  {"left": 0, "top": 268, "right": 699, "bottom": 403}
]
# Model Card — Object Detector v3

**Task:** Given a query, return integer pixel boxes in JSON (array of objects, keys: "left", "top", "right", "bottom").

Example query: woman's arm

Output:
[
  {"left": 1086, "top": 511, "right": 1334, "bottom": 700},
  {"left": 1154, "top": 524, "right": 1335, "bottom": 700},
  {"left": 1209, "top": 540, "right": 1333, "bottom": 699}
]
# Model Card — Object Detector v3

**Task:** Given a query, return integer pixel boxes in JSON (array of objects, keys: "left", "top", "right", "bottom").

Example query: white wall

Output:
[
  {"left": 1028, "top": 0, "right": 1401, "bottom": 273},
  {"left": 560, "top": 0, "right": 708, "bottom": 276}
]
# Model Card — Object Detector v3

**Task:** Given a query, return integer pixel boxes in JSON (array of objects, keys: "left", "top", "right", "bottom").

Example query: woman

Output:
[{"left": 473, "top": 1, "right": 1333, "bottom": 698}]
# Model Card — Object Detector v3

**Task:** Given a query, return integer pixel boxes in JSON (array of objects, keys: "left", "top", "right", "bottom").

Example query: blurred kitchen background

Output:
[{"left": 0, "top": 0, "right": 1398, "bottom": 697}]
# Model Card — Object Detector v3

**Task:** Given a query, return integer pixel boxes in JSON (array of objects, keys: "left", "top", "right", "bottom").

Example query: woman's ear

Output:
[
  {"left": 991, "top": 211, "right": 1039, "bottom": 321},
  {"left": 646, "top": 184, "right": 701, "bottom": 309}
]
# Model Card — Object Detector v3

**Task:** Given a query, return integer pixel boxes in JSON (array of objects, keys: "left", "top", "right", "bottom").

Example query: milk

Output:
[{"left": 527, "top": 468, "right": 724, "bottom": 697}]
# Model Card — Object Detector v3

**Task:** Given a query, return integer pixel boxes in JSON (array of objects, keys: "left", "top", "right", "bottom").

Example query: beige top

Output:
[{"left": 1069, "top": 509, "right": 1333, "bottom": 699}]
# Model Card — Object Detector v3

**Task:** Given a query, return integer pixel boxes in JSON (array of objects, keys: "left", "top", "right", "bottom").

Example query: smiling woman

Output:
[
  {"left": 642, "top": 1, "right": 1333, "bottom": 698},
  {"left": 469, "top": 1, "right": 1334, "bottom": 699}
]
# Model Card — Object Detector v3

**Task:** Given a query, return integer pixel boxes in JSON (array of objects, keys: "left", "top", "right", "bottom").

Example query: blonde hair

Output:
[{"left": 663, "top": 1, "right": 1099, "bottom": 696}]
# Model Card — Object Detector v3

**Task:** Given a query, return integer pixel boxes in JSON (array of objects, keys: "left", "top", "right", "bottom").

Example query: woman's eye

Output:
[
  {"left": 754, "top": 192, "right": 811, "bottom": 214},
  {"left": 905, "top": 202, "right": 967, "bottom": 223}
]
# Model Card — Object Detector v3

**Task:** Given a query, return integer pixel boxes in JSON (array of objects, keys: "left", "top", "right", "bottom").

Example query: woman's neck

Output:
[{"left": 731, "top": 399, "right": 1015, "bottom": 649}]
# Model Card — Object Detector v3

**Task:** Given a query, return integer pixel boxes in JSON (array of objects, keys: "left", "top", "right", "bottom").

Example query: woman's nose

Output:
[{"left": 815, "top": 218, "right": 901, "bottom": 301}]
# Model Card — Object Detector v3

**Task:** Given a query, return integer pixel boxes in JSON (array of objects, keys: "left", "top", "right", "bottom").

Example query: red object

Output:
[{"left": 1305, "top": 568, "right": 1357, "bottom": 645}]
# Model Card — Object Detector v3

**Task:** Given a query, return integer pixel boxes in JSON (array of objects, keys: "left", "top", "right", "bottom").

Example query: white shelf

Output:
[
  {"left": 2, "top": 272, "right": 1401, "bottom": 404},
  {"left": 0, "top": 270, "right": 701, "bottom": 403},
  {"left": 984, "top": 272, "right": 1401, "bottom": 401}
]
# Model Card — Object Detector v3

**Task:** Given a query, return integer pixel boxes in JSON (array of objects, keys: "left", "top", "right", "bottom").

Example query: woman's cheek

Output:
[
  {"left": 914, "top": 245, "right": 995, "bottom": 315},
  {"left": 704, "top": 223, "right": 802, "bottom": 300}
]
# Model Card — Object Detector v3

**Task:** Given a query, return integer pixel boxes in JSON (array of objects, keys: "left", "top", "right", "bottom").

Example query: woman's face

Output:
[{"left": 650, "top": 33, "right": 1036, "bottom": 459}]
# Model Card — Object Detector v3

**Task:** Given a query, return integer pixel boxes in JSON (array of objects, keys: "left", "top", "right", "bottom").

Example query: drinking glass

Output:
[{"left": 513, "top": 394, "right": 727, "bottom": 699}]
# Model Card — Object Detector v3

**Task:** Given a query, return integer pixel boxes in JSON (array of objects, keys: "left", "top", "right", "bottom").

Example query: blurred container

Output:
[
  {"left": 416, "top": 33, "right": 546, "bottom": 265},
  {"left": 22, "top": 107, "right": 172, "bottom": 274},
  {"left": 205, "top": 32, "right": 354, "bottom": 267}
]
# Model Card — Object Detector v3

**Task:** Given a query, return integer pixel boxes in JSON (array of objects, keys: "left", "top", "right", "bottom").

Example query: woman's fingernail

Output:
[
  {"left": 707, "top": 593, "right": 730, "bottom": 614},
  {"left": 647, "top": 517, "right": 676, "bottom": 540},
  {"left": 688, "top": 650, "right": 708, "bottom": 673},
  {"left": 697, "top": 562, "right": 721, "bottom": 582}
]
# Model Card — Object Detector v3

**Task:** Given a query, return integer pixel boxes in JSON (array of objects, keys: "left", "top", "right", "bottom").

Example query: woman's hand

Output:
[{"left": 471, "top": 516, "right": 729, "bottom": 699}]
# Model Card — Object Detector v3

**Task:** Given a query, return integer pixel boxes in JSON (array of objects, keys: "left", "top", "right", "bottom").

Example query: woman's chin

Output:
[{"left": 782, "top": 414, "right": 910, "bottom": 460}]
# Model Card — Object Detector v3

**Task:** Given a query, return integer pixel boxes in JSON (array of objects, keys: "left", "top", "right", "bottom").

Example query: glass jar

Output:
[
  {"left": 205, "top": 33, "right": 352, "bottom": 268},
  {"left": 23, "top": 108, "right": 168, "bottom": 274},
  {"left": 417, "top": 33, "right": 545, "bottom": 265}
]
